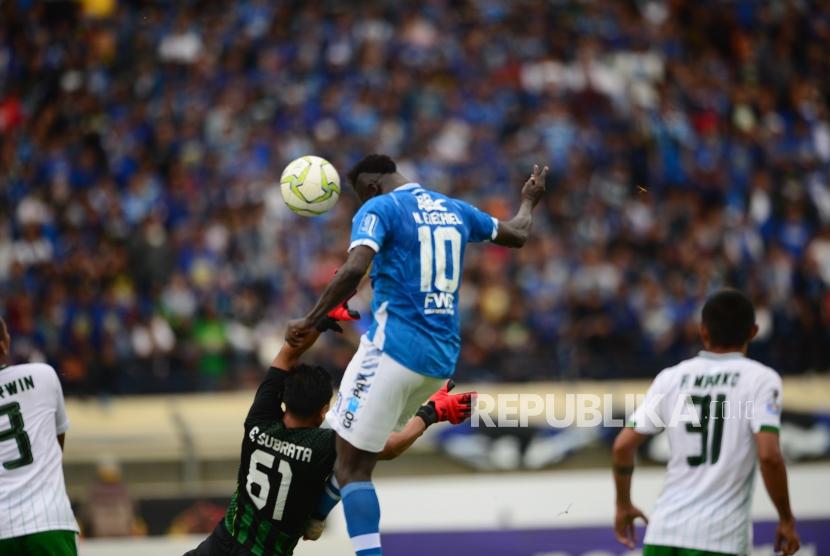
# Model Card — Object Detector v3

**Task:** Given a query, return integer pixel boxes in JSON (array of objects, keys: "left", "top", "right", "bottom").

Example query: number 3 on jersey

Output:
[
  {"left": 246, "top": 449, "right": 293, "bottom": 520},
  {"left": 418, "top": 226, "right": 461, "bottom": 293},
  {"left": 0, "top": 402, "right": 34, "bottom": 470}
]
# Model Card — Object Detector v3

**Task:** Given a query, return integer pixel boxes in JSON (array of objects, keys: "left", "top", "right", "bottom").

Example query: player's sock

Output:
[
  {"left": 313, "top": 475, "right": 341, "bottom": 520},
  {"left": 341, "top": 481, "right": 382, "bottom": 555}
]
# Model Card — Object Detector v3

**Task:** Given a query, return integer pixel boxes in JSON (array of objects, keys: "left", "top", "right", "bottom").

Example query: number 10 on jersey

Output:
[{"left": 418, "top": 226, "right": 462, "bottom": 293}]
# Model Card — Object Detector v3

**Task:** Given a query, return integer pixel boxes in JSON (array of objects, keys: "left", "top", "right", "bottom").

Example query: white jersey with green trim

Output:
[
  {"left": 0, "top": 363, "right": 78, "bottom": 538},
  {"left": 628, "top": 351, "right": 783, "bottom": 555}
]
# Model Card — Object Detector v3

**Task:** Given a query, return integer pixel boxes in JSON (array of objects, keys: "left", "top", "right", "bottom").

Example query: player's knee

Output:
[
  {"left": 334, "top": 449, "right": 376, "bottom": 486},
  {"left": 334, "top": 436, "right": 378, "bottom": 485},
  {"left": 334, "top": 457, "right": 372, "bottom": 486}
]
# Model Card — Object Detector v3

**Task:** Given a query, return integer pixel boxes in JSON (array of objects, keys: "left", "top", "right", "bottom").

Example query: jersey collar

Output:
[
  {"left": 698, "top": 351, "right": 744, "bottom": 360},
  {"left": 394, "top": 183, "right": 420, "bottom": 191}
]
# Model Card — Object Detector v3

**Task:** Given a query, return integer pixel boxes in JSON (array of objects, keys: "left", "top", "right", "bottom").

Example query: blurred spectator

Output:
[
  {"left": 167, "top": 501, "right": 228, "bottom": 536},
  {"left": 81, "top": 458, "right": 145, "bottom": 537},
  {"left": 1, "top": 0, "right": 829, "bottom": 395}
]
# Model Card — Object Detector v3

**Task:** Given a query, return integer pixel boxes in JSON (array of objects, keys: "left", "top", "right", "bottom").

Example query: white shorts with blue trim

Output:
[{"left": 325, "top": 334, "right": 445, "bottom": 453}]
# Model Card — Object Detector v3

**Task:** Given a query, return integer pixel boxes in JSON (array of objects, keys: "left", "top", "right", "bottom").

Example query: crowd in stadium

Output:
[{"left": 1, "top": 0, "right": 829, "bottom": 395}]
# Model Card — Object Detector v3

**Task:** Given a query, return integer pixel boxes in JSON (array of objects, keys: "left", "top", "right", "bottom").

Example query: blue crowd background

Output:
[{"left": 1, "top": 0, "right": 829, "bottom": 395}]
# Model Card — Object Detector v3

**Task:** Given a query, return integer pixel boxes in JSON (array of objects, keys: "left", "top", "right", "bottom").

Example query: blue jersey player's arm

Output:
[
  {"left": 286, "top": 196, "right": 392, "bottom": 346},
  {"left": 247, "top": 328, "right": 322, "bottom": 425},
  {"left": 492, "top": 164, "right": 549, "bottom": 248}
]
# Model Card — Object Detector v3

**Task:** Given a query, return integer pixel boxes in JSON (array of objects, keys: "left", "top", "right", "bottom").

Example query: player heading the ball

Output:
[{"left": 286, "top": 154, "right": 548, "bottom": 555}]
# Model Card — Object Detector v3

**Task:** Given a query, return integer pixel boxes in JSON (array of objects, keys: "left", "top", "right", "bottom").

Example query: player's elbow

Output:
[
  {"left": 496, "top": 228, "right": 528, "bottom": 248},
  {"left": 496, "top": 216, "right": 532, "bottom": 248},
  {"left": 509, "top": 232, "right": 528, "bottom": 248}
]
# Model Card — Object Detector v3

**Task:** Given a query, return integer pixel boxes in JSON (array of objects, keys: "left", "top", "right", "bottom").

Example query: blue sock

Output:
[
  {"left": 341, "top": 481, "right": 382, "bottom": 555},
  {"left": 313, "top": 475, "right": 341, "bottom": 520}
]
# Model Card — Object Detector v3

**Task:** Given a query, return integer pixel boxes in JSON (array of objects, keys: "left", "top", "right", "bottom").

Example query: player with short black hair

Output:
[
  {"left": 186, "top": 306, "right": 473, "bottom": 556},
  {"left": 287, "top": 155, "right": 547, "bottom": 554},
  {"left": 282, "top": 364, "right": 335, "bottom": 419},
  {"left": 0, "top": 317, "right": 79, "bottom": 555},
  {"left": 701, "top": 289, "right": 757, "bottom": 350},
  {"left": 612, "top": 290, "right": 800, "bottom": 556},
  {"left": 346, "top": 154, "right": 397, "bottom": 189}
]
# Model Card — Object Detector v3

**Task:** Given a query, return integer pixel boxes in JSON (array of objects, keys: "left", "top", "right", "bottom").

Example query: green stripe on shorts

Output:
[
  {"left": 643, "top": 544, "right": 737, "bottom": 556},
  {"left": 0, "top": 530, "right": 78, "bottom": 556}
]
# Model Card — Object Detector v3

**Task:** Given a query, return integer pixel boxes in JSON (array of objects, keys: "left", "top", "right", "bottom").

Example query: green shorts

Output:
[
  {"left": 643, "top": 544, "right": 737, "bottom": 556},
  {"left": 0, "top": 530, "right": 78, "bottom": 556}
]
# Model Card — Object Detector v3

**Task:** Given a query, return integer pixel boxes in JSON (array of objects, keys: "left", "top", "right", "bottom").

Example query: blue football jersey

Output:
[{"left": 349, "top": 183, "right": 498, "bottom": 378}]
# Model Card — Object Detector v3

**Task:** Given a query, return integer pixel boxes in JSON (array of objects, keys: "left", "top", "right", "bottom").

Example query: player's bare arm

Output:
[
  {"left": 0, "top": 317, "right": 9, "bottom": 361},
  {"left": 611, "top": 427, "right": 649, "bottom": 549},
  {"left": 285, "top": 245, "right": 375, "bottom": 347},
  {"left": 378, "top": 381, "right": 474, "bottom": 461},
  {"left": 377, "top": 418, "right": 426, "bottom": 461},
  {"left": 757, "top": 430, "right": 800, "bottom": 555},
  {"left": 493, "top": 164, "right": 549, "bottom": 248}
]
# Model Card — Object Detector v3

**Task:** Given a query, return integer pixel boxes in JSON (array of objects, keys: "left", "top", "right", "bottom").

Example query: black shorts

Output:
[{"left": 184, "top": 522, "right": 251, "bottom": 556}]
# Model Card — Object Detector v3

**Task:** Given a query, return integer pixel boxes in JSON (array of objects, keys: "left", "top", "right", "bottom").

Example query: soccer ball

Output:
[{"left": 279, "top": 155, "right": 341, "bottom": 216}]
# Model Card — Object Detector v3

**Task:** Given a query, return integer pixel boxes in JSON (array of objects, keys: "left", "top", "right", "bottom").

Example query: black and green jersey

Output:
[{"left": 222, "top": 368, "right": 336, "bottom": 556}]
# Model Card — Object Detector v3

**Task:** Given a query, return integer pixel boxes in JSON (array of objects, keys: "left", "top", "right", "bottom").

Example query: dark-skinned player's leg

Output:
[
  {"left": 324, "top": 337, "right": 443, "bottom": 555},
  {"left": 334, "top": 435, "right": 382, "bottom": 555}
]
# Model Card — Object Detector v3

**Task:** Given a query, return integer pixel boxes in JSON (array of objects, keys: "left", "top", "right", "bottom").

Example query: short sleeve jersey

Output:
[
  {"left": 223, "top": 368, "right": 336, "bottom": 555},
  {"left": 349, "top": 184, "right": 498, "bottom": 377},
  {"left": 628, "top": 352, "right": 783, "bottom": 554},
  {"left": 0, "top": 363, "right": 78, "bottom": 539}
]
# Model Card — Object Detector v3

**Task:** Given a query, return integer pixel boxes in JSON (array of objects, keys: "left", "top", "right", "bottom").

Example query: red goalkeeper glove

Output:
[
  {"left": 416, "top": 381, "right": 476, "bottom": 426},
  {"left": 315, "top": 296, "right": 360, "bottom": 333}
]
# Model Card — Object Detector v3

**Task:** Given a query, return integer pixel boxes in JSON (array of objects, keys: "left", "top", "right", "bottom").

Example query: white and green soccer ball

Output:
[{"left": 279, "top": 155, "right": 341, "bottom": 216}]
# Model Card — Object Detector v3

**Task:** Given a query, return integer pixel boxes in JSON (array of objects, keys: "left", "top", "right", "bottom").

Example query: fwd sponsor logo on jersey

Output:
[
  {"left": 248, "top": 426, "right": 313, "bottom": 463},
  {"left": 0, "top": 375, "right": 34, "bottom": 399},
  {"left": 424, "top": 292, "right": 454, "bottom": 315}
]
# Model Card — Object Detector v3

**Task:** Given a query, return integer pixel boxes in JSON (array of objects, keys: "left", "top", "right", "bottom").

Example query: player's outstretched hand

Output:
[
  {"left": 286, "top": 318, "right": 317, "bottom": 348},
  {"left": 428, "top": 380, "right": 476, "bottom": 425},
  {"left": 276, "top": 321, "right": 322, "bottom": 368},
  {"left": 775, "top": 517, "right": 800, "bottom": 555},
  {"left": 521, "top": 164, "right": 548, "bottom": 207},
  {"left": 614, "top": 503, "right": 648, "bottom": 549}
]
